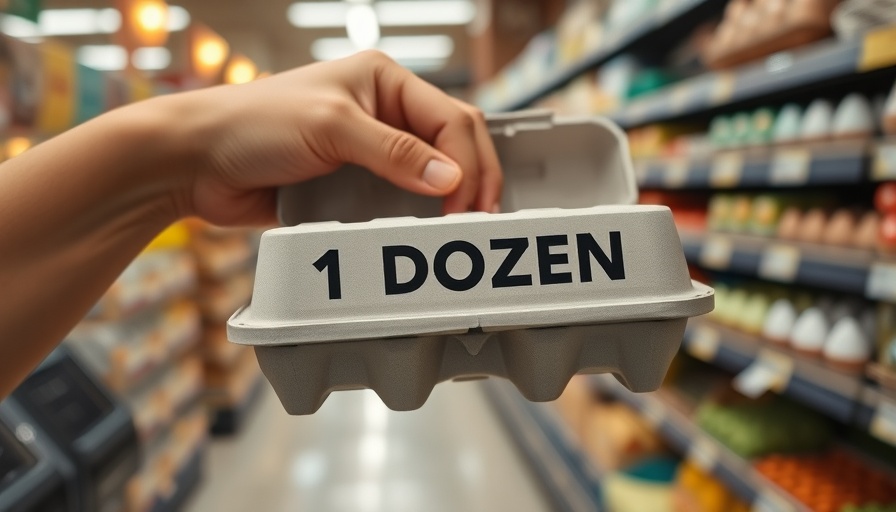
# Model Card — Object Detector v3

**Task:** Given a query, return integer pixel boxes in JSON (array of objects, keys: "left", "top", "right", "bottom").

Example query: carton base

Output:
[{"left": 255, "top": 318, "right": 686, "bottom": 415}]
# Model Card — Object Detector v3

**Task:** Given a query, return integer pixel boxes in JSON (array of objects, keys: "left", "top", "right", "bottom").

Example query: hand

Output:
[{"left": 169, "top": 50, "right": 503, "bottom": 226}]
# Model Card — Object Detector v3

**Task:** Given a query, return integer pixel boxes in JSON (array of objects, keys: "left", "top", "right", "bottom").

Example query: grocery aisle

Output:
[{"left": 186, "top": 381, "right": 551, "bottom": 512}]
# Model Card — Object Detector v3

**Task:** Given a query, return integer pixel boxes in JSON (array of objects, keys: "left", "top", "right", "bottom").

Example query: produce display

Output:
[
  {"left": 673, "top": 460, "right": 750, "bottom": 512},
  {"left": 696, "top": 395, "right": 832, "bottom": 458},
  {"left": 755, "top": 450, "right": 896, "bottom": 512}
]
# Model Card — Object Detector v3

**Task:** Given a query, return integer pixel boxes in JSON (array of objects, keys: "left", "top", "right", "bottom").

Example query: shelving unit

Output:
[
  {"left": 677, "top": 230, "right": 896, "bottom": 302},
  {"left": 490, "top": 0, "right": 721, "bottom": 113},
  {"left": 638, "top": 140, "right": 869, "bottom": 189},
  {"left": 683, "top": 319, "right": 869, "bottom": 424},
  {"left": 589, "top": 374, "right": 810, "bottom": 512}
]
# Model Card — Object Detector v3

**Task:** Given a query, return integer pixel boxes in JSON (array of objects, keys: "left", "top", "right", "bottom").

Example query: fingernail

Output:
[
  {"left": 423, "top": 159, "right": 460, "bottom": 191},
  {"left": 492, "top": 203, "right": 501, "bottom": 214}
]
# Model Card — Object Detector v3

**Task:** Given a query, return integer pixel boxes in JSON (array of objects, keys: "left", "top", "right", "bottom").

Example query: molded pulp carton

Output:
[{"left": 228, "top": 111, "right": 714, "bottom": 415}]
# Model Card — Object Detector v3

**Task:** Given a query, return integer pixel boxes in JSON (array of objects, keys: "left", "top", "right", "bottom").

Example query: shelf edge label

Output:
[
  {"left": 769, "top": 149, "right": 811, "bottom": 185},
  {"left": 758, "top": 245, "right": 801, "bottom": 282}
]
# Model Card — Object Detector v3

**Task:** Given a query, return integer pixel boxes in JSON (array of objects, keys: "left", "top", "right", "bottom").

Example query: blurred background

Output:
[{"left": 2, "top": 1, "right": 896, "bottom": 512}]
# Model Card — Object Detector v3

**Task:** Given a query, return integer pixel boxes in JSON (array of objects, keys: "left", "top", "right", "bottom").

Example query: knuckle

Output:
[
  {"left": 358, "top": 49, "right": 394, "bottom": 67},
  {"left": 315, "top": 96, "right": 355, "bottom": 129},
  {"left": 381, "top": 131, "right": 421, "bottom": 166}
]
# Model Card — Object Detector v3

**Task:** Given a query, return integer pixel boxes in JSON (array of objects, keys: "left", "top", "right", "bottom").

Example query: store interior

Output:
[{"left": 2, "top": 0, "right": 896, "bottom": 511}]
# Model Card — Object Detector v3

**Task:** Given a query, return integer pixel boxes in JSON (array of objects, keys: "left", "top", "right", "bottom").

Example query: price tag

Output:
[
  {"left": 866, "top": 262, "right": 896, "bottom": 302},
  {"left": 627, "top": 100, "right": 650, "bottom": 124},
  {"left": 860, "top": 24, "right": 896, "bottom": 71},
  {"left": 870, "top": 397, "right": 896, "bottom": 447},
  {"left": 733, "top": 349, "right": 794, "bottom": 398},
  {"left": 711, "top": 72, "right": 736, "bottom": 104},
  {"left": 688, "top": 437, "right": 719, "bottom": 472},
  {"left": 670, "top": 85, "right": 692, "bottom": 113},
  {"left": 641, "top": 398, "right": 666, "bottom": 429},
  {"left": 664, "top": 158, "right": 690, "bottom": 188},
  {"left": 872, "top": 142, "right": 896, "bottom": 181},
  {"left": 758, "top": 245, "right": 801, "bottom": 282},
  {"left": 752, "top": 489, "right": 796, "bottom": 512},
  {"left": 710, "top": 153, "right": 743, "bottom": 188},
  {"left": 700, "top": 236, "right": 734, "bottom": 269},
  {"left": 769, "top": 149, "right": 811, "bottom": 185},
  {"left": 688, "top": 325, "right": 721, "bottom": 362}
]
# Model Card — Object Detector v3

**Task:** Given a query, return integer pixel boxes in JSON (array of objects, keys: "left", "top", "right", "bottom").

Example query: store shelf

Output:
[
  {"left": 873, "top": 138, "right": 896, "bottom": 182},
  {"left": 638, "top": 140, "right": 869, "bottom": 190},
  {"left": 491, "top": 0, "right": 718, "bottom": 113},
  {"left": 589, "top": 375, "right": 810, "bottom": 511},
  {"left": 149, "top": 442, "right": 205, "bottom": 512},
  {"left": 611, "top": 29, "right": 896, "bottom": 129},
  {"left": 209, "top": 375, "right": 265, "bottom": 436},
  {"left": 679, "top": 231, "right": 896, "bottom": 303},
  {"left": 483, "top": 380, "right": 603, "bottom": 512},
  {"left": 683, "top": 319, "right": 867, "bottom": 424}
]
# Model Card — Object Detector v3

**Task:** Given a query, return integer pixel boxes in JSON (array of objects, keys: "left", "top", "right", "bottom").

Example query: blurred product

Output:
[
  {"left": 832, "top": 93, "right": 875, "bottom": 139},
  {"left": 773, "top": 103, "right": 804, "bottom": 144},
  {"left": 603, "top": 456, "right": 678, "bottom": 512},
  {"left": 801, "top": 99, "right": 835, "bottom": 141},
  {"left": 764, "top": 298, "right": 800, "bottom": 344},
  {"left": 823, "top": 316, "right": 871, "bottom": 372},
  {"left": 790, "top": 306, "right": 829, "bottom": 356}
]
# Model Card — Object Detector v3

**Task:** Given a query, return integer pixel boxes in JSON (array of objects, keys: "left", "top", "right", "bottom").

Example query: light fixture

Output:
[
  {"left": 119, "top": 0, "right": 169, "bottom": 48},
  {"left": 2, "top": 5, "right": 190, "bottom": 37},
  {"left": 345, "top": 4, "right": 379, "bottom": 50},
  {"left": 76, "top": 45, "right": 171, "bottom": 71},
  {"left": 77, "top": 45, "right": 128, "bottom": 71},
  {"left": 288, "top": 0, "right": 475, "bottom": 28},
  {"left": 225, "top": 54, "right": 258, "bottom": 84},
  {"left": 190, "top": 24, "right": 230, "bottom": 81},
  {"left": 5, "top": 137, "right": 32, "bottom": 159},
  {"left": 311, "top": 35, "right": 454, "bottom": 69},
  {"left": 133, "top": 47, "right": 172, "bottom": 70}
]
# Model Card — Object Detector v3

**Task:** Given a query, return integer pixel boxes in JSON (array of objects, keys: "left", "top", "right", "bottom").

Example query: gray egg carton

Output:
[{"left": 228, "top": 111, "right": 714, "bottom": 415}]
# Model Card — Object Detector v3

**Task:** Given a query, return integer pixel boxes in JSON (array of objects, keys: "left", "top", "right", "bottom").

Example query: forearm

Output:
[{"left": 0, "top": 95, "right": 198, "bottom": 397}]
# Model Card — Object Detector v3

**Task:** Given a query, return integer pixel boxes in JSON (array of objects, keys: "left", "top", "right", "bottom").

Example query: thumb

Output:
[{"left": 339, "top": 113, "right": 463, "bottom": 196}]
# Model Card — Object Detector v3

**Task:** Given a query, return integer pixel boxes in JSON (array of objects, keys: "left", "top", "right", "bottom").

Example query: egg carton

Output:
[{"left": 229, "top": 111, "right": 714, "bottom": 414}]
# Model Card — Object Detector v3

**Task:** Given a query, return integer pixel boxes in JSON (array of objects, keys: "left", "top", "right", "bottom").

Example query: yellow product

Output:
[
  {"left": 37, "top": 41, "right": 76, "bottom": 134},
  {"left": 673, "top": 460, "right": 750, "bottom": 512},
  {"left": 582, "top": 402, "right": 665, "bottom": 471},
  {"left": 144, "top": 222, "right": 191, "bottom": 252}
]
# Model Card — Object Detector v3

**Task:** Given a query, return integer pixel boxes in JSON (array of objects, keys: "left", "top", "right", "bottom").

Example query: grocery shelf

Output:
[
  {"left": 678, "top": 231, "right": 896, "bottom": 303},
  {"left": 638, "top": 140, "right": 869, "bottom": 190},
  {"left": 491, "top": 0, "right": 719, "bottom": 113},
  {"left": 873, "top": 138, "right": 896, "bottom": 182},
  {"left": 149, "top": 442, "right": 205, "bottom": 512},
  {"left": 483, "top": 380, "right": 603, "bottom": 512},
  {"left": 589, "top": 375, "right": 810, "bottom": 511},
  {"left": 856, "top": 385, "right": 896, "bottom": 449},
  {"left": 683, "top": 319, "right": 867, "bottom": 424},
  {"left": 611, "top": 29, "right": 896, "bottom": 129}
]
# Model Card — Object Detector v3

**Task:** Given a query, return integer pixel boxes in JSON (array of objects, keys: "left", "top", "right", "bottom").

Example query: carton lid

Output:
[
  {"left": 276, "top": 111, "right": 638, "bottom": 226},
  {"left": 229, "top": 205, "right": 713, "bottom": 346}
]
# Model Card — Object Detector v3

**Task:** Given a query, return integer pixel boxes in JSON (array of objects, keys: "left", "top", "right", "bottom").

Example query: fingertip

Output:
[{"left": 422, "top": 159, "right": 462, "bottom": 193}]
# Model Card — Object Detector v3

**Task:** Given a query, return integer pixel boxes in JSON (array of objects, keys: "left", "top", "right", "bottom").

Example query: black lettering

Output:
[
  {"left": 313, "top": 249, "right": 342, "bottom": 300},
  {"left": 490, "top": 238, "right": 532, "bottom": 288},
  {"left": 383, "top": 245, "right": 428, "bottom": 295},
  {"left": 536, "top": 235, "right": 573, "bottom": 285},
  {"left": 577, "top": 232, "right": 625, "bottom": 281},
  {"left": 434, "top": 241, "right": 485, "bottom": 292}
]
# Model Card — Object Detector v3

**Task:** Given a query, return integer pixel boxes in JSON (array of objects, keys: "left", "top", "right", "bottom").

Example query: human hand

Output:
[{"left": 165, "top": 50, "right": 503, "bottom": 226}]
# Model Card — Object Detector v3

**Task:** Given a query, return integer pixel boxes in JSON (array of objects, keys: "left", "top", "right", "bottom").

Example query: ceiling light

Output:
[
  {"left": 135, "top": 1, "right": 167, "bottom": 33},
  {"left": 376, "top": 1, "right": 475, "bottom": 26},
  {"left": 77, "top": 45, "right": 128, "bottom": 71},
  {"left": 11, "top": 5, "right": 188, "bottom": 37},
  {"left": 133, "top": 47, "right": 172, "bottom": 70},
  {"left": 225, "top": 54, "right": 258, "bottom": 84},
  {"left": 288, "top": 0, "right": 475, "bottom": 28},
  {"left": 0, "top": 14, "right": 42, "bottom": 40},
  {"left": 345, "top": 4, "right": 379, "bottom": 50},
  {"left": 311, "top": 35, "right": 453, "bottom": 71}
]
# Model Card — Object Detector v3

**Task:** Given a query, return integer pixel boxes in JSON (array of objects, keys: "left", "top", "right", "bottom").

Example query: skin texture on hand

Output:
[{"left": 0, "top": 51, "right": 502, "bottom": 398}]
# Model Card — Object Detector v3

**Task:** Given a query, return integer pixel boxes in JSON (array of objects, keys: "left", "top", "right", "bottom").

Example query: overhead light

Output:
[
  {"left": 76, "top": 45, "right": 171, "bottom": 71},
  {"left": 77, "top": 45, "right": 128, "bottom": 71},
  {"left": 190, "top": 25, "right": 230, "bottom": 80},
  {"left": 225, "top": 54, "right": 258, "bottom": 84},
  {"left": 5, "top": 137, "right": 32, "bottom": 159},
  {"left": 7, "top": 5, "right": 189, "bottom": 37},
  {"left": 311, "top": 35, "right": 453, "bottom": 71},
  {"left": 288, "top": 0, "right": 475, "bottom": 28},
  {"left": 345, "top": 4, "right": 379, "bottom": 50},
  {"left": 133, "top": 47, "right": 172, "bottom": 70},
  {"left": 0, "top": 14, "right": 43, "bottom": 40},
  {"left": 375, "top": 1, "right": 475, "bottom": 26}
]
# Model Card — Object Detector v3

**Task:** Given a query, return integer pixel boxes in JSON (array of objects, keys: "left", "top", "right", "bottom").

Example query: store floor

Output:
[{"left": 186, "top": 381, "right": 551, "bottom": 512}]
